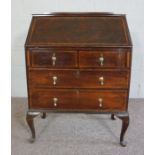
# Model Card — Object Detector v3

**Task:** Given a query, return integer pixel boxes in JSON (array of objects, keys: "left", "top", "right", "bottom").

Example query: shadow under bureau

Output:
[{"left": 25, "top": 12, "right": 132, "bottom": 146}]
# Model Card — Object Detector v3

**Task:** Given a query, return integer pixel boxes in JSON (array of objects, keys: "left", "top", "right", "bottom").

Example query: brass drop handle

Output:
[
  {"left": 99, "top": 76, "right": 104, "bottom": 85},
  {"left": 52, "top": 76, "right": 57, "bottom": 85},
  {"left": 53, "top": 97, "right": 58, "bottom": 107},
  {"left": 98, "top": 98, "right": 103, "bottom": 107},
  {"left": 51, "top": 53, "right": 56, "bottom": 66},
  {"left": 99, "top": 55, "right": 104, "bottom": 66}
]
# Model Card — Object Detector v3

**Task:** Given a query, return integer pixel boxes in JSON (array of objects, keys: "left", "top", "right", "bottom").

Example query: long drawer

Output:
[
  {"left": 29, "top": 69, "right": 129, "bottom": 89},
  {"left": 29, "top": 89, "right": 128, "bottom": 111}
]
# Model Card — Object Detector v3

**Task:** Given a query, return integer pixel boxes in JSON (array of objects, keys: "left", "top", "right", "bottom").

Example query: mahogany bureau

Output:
[{"left": 25, "top": 12, "right": 132, "bottom": 146}]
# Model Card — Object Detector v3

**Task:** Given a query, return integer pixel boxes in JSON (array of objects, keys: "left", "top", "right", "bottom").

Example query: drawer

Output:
[
  {"left": 78, "top": 90, "right": 127, "bottom": 111},
  {"left": 78, "top": 70, "right": 129, "bottom": 88},
  {"left": 30, "top": 49, "right": 78, "bottom": 68},
  {"left": 29, "top": 89, "right": 78, "bottom": 109},
  {"left": 79, "top": 50, "right": 129, "bottom": 68},
  {"left": 29, "top": 69, "right": 129, "bottom": 89},
  {"left": 29, "top": 70, "right": 78, "bottom": 88},
  {"left": 29, "top": 89, "right": 127, "bottom": 112}
]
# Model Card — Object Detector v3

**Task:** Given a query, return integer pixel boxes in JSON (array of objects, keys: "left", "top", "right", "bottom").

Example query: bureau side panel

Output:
[
  {"left": 25, "top": 48, "right": 31, "bottom": 109},
  {"left": 126, "top": 49, "right": 132, "bottom": 110}
]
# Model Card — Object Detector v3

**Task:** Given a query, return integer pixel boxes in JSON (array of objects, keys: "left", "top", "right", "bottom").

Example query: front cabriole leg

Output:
[
  {"left": 41, "top": 112, "right": 46, "bottom": 119},
  {"left": 116, "top": 112, "right": 129, "bottom": 147},
  {"left": 26, "top": 111, "right": 40, "bottom": 142},
  {"left": 111, "top": 114, "right": 116, "bottom": 120}
]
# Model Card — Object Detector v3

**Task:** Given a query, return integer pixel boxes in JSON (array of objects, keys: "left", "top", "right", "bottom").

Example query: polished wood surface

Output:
[
  {"left": 29, "top": 69, "right": 129, "bottom": 89},
  {"left": 29, "top": 89, "right": 127, "bottom": 111},
  {"left": 79, "top": 50, "right": 129, "bottom": 68},
  {"left": 25, "top": 12, "right": 132, "bottom": 146},
  {"left": 25, "top": 15, "right": 132, "bottom": 47},
  {"left": 30, "top": 49, "right": 78, "bottom": 68}
]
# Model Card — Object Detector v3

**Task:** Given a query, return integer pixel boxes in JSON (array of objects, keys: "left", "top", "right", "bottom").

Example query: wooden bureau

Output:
[{"left": 25, "top": 12, "right": 132, "bottom": 146}]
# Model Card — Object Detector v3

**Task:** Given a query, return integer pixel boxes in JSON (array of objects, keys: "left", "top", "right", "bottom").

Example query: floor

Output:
[{"left": 11, "top": 98, "right": 144, "bottom": 155}]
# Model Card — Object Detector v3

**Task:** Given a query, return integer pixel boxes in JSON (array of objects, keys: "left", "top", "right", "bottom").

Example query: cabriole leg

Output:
[
  {"left": 26, "top": 111, "right": 40, "bottom": 142},
  {"left": 41, "top": 112, "right": 46, "bottom": 119},
  {"left": 116, "top": 112, "right": 129, "bottom": 147},
  {"left": 111, "top": 114, "right": 115, "bottom": 120}
]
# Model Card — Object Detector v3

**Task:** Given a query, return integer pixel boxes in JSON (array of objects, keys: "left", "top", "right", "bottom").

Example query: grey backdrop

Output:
[{"left": 11, "top": 0, "right": 144, "bottom": 98}]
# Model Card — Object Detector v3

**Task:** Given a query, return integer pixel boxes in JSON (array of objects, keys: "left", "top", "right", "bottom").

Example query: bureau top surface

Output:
[{"left": 25, "top": 13, "right": 132, "bottom": 48}]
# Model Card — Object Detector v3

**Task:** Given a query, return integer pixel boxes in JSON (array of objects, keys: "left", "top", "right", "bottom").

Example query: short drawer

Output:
[
  {"left": 29, "top": 69, "right": 78, "bottom": 88},
  {"left": 78, "top": 70, "right": 129, "bottom": 88},
  {"left": 29, "top": 89, "right": 127, "bottom": 112},
  {"left": 78, "top": 90, "right": 127, "bottom": 111},
  {"left": 79, "top": 50, "right": 129, "bottom": 68},
  {"left": 30, "top": 49, "right": 78, "bottom": 68},
  {"left": 29, "top": 69, "right": 129, "bottom": 89},
  {"left": 29, "top": 89, "right": 78, "bottom": 109}
]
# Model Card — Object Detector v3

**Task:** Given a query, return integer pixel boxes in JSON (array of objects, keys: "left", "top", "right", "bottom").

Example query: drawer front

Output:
[
  {"left": 30, "top": 49, "right": 78, "bottom": 68},
  {"left": 29, "top": 89, "right": 127, "bottom": 111},
  {"left": 78, "top": 70, "right": 128, "bottom": 88},
  {"left": 29, "top": 70, "right": 78, "bottom": 88},
  {"left": 78, "top": 90, "right": 127, "bottom": 111},
  {"left": 29, "top": 89, "right": 78, "bottom": 109},
  {"left": 29, "top": 69, "right": 129, "bottom": 89},
  {"left": 79, "top": 50, "right": 128, "bottom": 68}
]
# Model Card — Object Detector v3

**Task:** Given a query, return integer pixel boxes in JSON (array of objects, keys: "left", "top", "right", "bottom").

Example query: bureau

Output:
[{"left": 25, "top": 12, "right": 132, "bottom": 146}]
